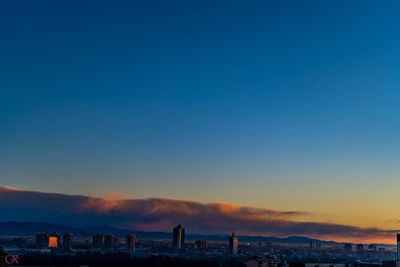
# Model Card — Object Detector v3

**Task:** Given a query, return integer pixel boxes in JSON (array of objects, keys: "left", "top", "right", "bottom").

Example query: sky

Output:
[{"left": 1, "top": 1, "right": 400, "bottom": 242}]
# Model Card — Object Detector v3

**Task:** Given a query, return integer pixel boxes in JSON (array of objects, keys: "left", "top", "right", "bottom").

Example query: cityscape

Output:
[
  {"left": 0, "top": 223, "right": 400, "bottom": 267},
  {"left": 1, "top": 0, "right": 400, "bottom": 266}
]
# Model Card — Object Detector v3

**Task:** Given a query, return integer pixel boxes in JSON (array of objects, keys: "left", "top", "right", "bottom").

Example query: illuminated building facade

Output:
[{"left": 48, "top": 233, "right": 61, "bottom": 248}]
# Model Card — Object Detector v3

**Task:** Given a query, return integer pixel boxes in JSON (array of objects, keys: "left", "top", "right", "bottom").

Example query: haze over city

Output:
[{"left": 1, "top": 0, "right": 400, "bottom": 247}]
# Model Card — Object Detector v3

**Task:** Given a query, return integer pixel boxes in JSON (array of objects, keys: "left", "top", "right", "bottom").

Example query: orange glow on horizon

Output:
[{"left": 296, "top": 234, "right": 397, "bottom": 245}]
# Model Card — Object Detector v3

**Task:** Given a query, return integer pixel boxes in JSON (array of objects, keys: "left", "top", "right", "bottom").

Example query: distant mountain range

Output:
[{"left": 0, "top": 221, "right": 341, "bottom": 245}]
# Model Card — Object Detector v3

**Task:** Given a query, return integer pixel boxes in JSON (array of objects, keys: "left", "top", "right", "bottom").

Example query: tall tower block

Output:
[{"left": 397, "top": 233, "right": 400, "bottom": 261}]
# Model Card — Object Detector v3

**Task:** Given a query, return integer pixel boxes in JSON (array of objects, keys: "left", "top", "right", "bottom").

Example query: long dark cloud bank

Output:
[{"left": 0, "top": 187, "right": 397, "bottom": 242}]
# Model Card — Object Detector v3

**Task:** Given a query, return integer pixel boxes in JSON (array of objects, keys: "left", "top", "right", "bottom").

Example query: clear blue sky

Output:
[{"left": 1, "top": 1, "right": 400, "bottom": 227}]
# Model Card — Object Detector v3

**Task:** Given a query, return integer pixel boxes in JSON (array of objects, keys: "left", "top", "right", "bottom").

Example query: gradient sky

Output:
[{"left": 1, "top": 0, "right": 400, "bottom": 236}]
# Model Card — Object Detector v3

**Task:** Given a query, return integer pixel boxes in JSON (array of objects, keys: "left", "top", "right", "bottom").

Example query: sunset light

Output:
[{"left": 1, "top": 1, "right": 399, "bottom": 266}]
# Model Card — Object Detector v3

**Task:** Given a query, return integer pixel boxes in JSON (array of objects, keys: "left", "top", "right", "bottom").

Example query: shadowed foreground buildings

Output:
[
  {"left": 92, "top": 233, "right": 103, "bottom": 249},
  {"left": 35, "top": 232, "right": 48, "bottom": 248},
  {"left": 23, "top": 230, "right": 400, "bottom": 267},
  {"left": 62, "top": 233, "right": 73, "bottom": 250},
  {"left": 357, "top": 244, "right": 365, "bottom": 252},
  {"left": 104, "top": 235, "right": 118, "bottom": 250},
  {"left": 8, "top": 253, "right": 238, "bottom": 267},
  {"left": 91, "top": 234, "right": 119, "bottom": 250},
  {"left": 195, "top": 240, "right": 208, "bottom": 249},
  {"left": 4, "top": 231, "right": 400, "bottom": 267},
  {"left": 344, "top": 243, "right": 353, "bottom": 252}
]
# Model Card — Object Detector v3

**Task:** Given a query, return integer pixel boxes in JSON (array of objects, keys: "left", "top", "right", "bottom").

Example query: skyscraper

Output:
[
  {"left": 126, "top": 233, "right": 137, "bottom": 256},
  {"left": 172, "top": 224, "right": 185, "bottom": 250},
  {"left": 48, "top": 233, "right": 61, "bottom": 248},
  {"left": 397, "top": 233, "right": 400, "bottom": 261},
  {"left": 63, "top": 233, "right": 73, "bottom": 250},
  {"left": 104, "top": 235, "right": 118, "bottom": 249},
  {"left": 36, "top": 232, "right": 48, "bottom": 248},
  {"left": 92, "top": 233, "right": 103, "bottom": 249},
  {"left": 229, "top": 232, "right": 238, "bottom": 255}
]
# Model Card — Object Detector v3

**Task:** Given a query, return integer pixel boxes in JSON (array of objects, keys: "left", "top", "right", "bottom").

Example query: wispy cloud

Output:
[{"left": 0, "top": 186, "right": 397, "bottom": 243}]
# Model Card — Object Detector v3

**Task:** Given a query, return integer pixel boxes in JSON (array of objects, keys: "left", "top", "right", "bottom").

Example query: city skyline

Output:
[{"left": 1, "top": 0, "right": 400, "bottom": 247}]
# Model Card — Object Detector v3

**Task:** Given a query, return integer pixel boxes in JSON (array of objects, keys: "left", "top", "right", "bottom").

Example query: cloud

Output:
[
  {"left": 386, "top": 219, "right": 400, "bottom": 225},
  {"left": 0, "top": 186, "right": 397, "bottom": 243},
  {"left": 1, "top": 186, "right": 21, "bottom": 191}
]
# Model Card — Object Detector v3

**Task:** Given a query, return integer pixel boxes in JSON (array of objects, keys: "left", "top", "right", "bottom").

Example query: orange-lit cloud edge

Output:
[{"left": 0, "top": 186, "right": 398, "bottom": 244}]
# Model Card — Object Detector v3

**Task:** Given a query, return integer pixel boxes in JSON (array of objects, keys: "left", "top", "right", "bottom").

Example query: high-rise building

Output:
[
  {"left": 36, "top": 232, "right": 48, "bottom": 248},
  {"left": 356, "top": 244, "right": 364, "bottom": 252},
  {"left": 63, "top": 233, "right": 73, "bottom": 250},
  {"left": 104, "top": 235, "right": 118, "bottom": 249},
  {"left": 368, "top": 244, "right": 377, "bottom": 251},
  {"left": 228, "top": 232, "right": 238, "bottom": 255},
  {"left": 92, "top": 233, "right": 103, "bottom": 249},
  {"left": 126, "top": 233, "right": 137, "bottom": 256},
  {"left": 48, "top": 233, "right": 61, "bottom": 248},
  {"left": 195, "top": 240, "right": 208, "bottom": 249},
  {"left": 172, "top": 224, "right": 185, "bottom": 250},
  {"left": 397, "top": 234, "right": 400, "bottom": 261}
]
